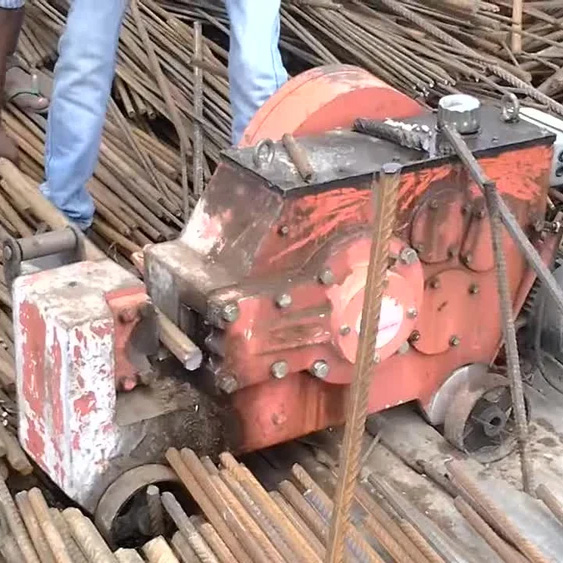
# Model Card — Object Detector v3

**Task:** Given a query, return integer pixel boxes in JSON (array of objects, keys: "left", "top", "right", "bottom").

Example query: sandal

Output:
[{"left": 5, "top": 55, "right": 49, "bottom": 114}]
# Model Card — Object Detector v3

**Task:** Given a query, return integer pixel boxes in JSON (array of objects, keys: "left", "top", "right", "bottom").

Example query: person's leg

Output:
[
  {"left": 0, "top": 1, "right": 24, "bottom": 162},
  {"left": 225, "top": 0, "right": 288, "bottom": 145},
  {"left": 42, "top": 0, "right": 128, "bottom": 230}
]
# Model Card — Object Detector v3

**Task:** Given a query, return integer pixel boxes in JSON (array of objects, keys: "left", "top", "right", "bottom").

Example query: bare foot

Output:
[
  {"left": 5, "top": 66, "right": 49, "bottom": 113},
  {"left": 0, "top": 127, "right": 18, "bottom": 163}
]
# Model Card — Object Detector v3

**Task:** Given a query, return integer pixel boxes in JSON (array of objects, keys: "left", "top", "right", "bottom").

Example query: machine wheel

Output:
[
  {"left": 239, "top": 64, "right": 423, "bottom": 147},
  {"left": 444, "top": 374, "right": 530, "bottom": 463},
  {"left": 94, "top": 464, "right": 180, "bottom": 547}
]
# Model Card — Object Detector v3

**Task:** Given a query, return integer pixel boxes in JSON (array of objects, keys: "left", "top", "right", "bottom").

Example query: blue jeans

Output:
[
  {"left": 41, "top": 0, "right": 128, "bottom": 231},
  {"left": 226, "top": 0, "right": 288, "bottom": 145},
  {"left": 2, "top": 0, "right": 287, "bottom": 228}
]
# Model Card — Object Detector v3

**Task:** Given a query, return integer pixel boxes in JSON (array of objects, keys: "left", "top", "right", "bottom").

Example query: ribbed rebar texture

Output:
[
  {"left": 62, "top": 508, "right": 117, "bottom": 563},
  {"left": 147, "top": 485, "right": 166, "bottom": 538},
  {"left": 536, "top": 484, "right": 563, "bottom": 527},
  {"left": 483, "top": 178, "right": 533, "bottom": 494},
  {"left": 440, "top": 123, "right": 533, "bottom": 495},
  {"left": 143, "top": 536, "right": 180, "bottom": 563},
  {"left": 15, "top": 492, "right": 55, "bottom": 563},
  {"left": 447, "top": 461, "right": 548, "bottom": 563},
  {"left": 326, "top": 163, "right": 401, "bottom": 563},
  {"left": 454, "top": 497, "right": 528, "bottom": 563},
  {"left": 0, "top": 480, "right": 40, "bottom": 563}
]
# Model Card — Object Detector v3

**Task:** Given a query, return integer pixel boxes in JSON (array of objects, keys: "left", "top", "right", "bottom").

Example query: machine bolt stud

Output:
[
  {"left": 406, "top": 307, "right": 418, "bottom": 319},
  {"left": 449, "top": 335, "right": 461, "bottom": 347},
  {"left": 318, "top": 268, "right": 335, "bottom": 285},
  {"left": 429, "top": 277, "right": 441, "bottom": 289},
  {"left": 221, "top": 303, "right": 240, "bottom": 323},
  {"left": 469, "top": 283, "right": 479, "bottom": 295},
  {"left": 400, "top": 247, "right": 418, "bottom": 265},
  {"left": 409, "top": 330, "right": 421, "bottom": 343},
  {"left": 429, "top": 199, "right": 439, "bottom": 210},
  {"left": 477, "top": 209, "right": 486, "bottom": 219},
  {"left": 275, "top": 293, "right": 292, "bottom": 309},
  {"left": 278, "top": 225, "right": 290, "bottom": 236},
  {"left": 310, "top": 360, "right": 330, "bottom": 379},
  {"left": 462, "top": 253, "right": 473, "bottom": 265},
  {"left": 271, "top": 361, "right": 289, "bottom": 379},
  {"left": 339, "top": 325, "right": 351, "bottom": 336}
]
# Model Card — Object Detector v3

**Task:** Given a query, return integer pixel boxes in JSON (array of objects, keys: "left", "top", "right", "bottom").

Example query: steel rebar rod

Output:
[{"left": 326, "top": 163, "right": 401, "bottom": 563}]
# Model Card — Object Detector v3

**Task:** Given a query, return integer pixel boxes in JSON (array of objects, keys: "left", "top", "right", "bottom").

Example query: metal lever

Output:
[{"left": 3, "top": 226, "right": 85, "bottom": 289}]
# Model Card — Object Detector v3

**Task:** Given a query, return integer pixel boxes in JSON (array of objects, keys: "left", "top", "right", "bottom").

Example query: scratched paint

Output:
[{"left": 14, "top": 259, "right": 143, "bottom": 510}]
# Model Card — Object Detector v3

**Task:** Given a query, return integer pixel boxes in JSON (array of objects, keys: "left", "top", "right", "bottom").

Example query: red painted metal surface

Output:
[
  {"left": 147, "top": 143, "right": 554, "bottom": 453},
  {"left": 14, "top": 260, "right": 147, "bottom": 509},
  {"left": 16, "top": 66, "right": 560, "bottom": 508},
  {"left": 143, "top": 66, "right": 556, "bottom": 453},
  {"left": 239, "top": 65, "right": 424, "bottom": 146},
  {"left": 105, "top": 287, "right": 151, "bottom": 391}
]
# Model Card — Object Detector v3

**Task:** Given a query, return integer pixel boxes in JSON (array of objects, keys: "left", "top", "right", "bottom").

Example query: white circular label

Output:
[{"left": 356, "top": 296, "right": 404, "bottom": 349}]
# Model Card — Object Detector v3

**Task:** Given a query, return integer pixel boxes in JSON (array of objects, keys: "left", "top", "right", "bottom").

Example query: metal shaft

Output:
[
  {"left": 441, "top": 124, "right": 533, "bottom": 494},
  {"left": 326, "top": 163, "right": 400, "bottom": 563},
  {"left": 192, "top": 20, "right": 204, "bottom": 200},
  {"left": 281, "top": 134, "right": 315, "bottom": 182},
  {"left": 146, "top": 486, "right": 165, "bottom": 538}
]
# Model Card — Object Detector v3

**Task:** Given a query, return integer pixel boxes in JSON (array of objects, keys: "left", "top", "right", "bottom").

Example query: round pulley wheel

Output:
[
  {"left": 443, "top": 374, "right": 530, "bottom": 463},
  {"left": 239, "top": 64, "right": 423, "bottom": 147},
  {"left": 95, "top": 464, "right": 181, "bottom": 547}
]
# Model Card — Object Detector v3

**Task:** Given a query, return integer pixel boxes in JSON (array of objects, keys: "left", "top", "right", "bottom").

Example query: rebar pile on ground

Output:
[{"left": 1, "top": 0, "right": 563, "bottom": 522}]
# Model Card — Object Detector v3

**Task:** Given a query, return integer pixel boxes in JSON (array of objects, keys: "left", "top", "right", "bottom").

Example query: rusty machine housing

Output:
[{"left": 11, "top": 67, "right": 562, "bottom": 527}]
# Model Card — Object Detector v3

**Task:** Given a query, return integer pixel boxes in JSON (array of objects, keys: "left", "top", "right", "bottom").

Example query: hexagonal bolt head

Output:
[
  {"left": 449, "top": 335, "right": 461, "bottom": 347},
  {"left": 310, "top": 360, "right": 330, "bottom": 379},
  {"left": 468, "top": 283, "right": 479, "bottom": 295},
  {"left": 275, "top": 293, "right": 292, "bottom": 309},
  {"left": 406, "top": 307, "right": 418, "bottom": 319},
  {"left": 318, "top": 268, "right": 335, "bottom": 286},
  {"left": 221, "top": 303, "right": 240, "bottom": 323},
  {"left": 409, "top": 330, "right": 421, "bottom": 343},
  {"left": 400, "top": 247, "right": 418, "bottom": 265},
  {"left": 271, "top": 361, "right": 289, "bottom": 379},
  {"left": 339, "top": 325, "right": 351, "bottom": 336}
]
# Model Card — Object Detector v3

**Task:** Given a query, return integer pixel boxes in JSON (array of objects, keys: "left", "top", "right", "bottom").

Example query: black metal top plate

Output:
[{"left": 221, "top": 105, "right": 555, "bottom": 197}]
